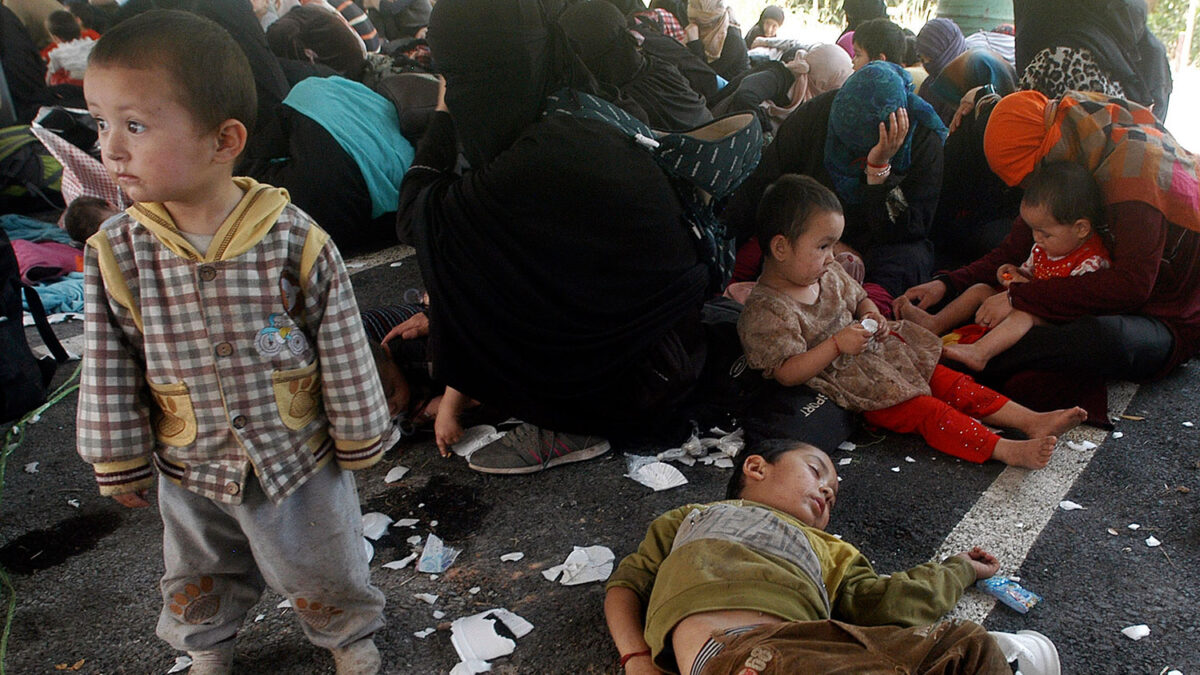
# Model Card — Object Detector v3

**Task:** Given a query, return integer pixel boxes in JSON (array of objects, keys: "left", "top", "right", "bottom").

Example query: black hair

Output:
[
  {"left": 1022, "top": 161, "right": 1106, "bottom": 231},
  {"left": 48, "top": 10, "right": 82, "bottom": 42},
  {"left": 755, "top": 174, "right": 843, "bottom": 247},
  {"left": 66, "top": 0, "right": 109, "bottom": 32},
  {"left": 63, "top": 196, "right": 114, "bottom": 243},
  {"left": 725, "top": 439, "right": 821, "bottom": 499},
  {"left": 902, "top": 30, "right": 919, "bottom": 67},
  {"left": 853, "top": 17, "right": 906, "bottom": 65},
  {"left": 89, "top": 10, "right": 257, "bottom": 133}
]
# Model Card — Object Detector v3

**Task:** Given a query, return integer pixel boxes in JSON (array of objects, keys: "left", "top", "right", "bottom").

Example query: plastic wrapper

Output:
[{"left": 976, "top": 576, "right": 1042, "bottom": 614}]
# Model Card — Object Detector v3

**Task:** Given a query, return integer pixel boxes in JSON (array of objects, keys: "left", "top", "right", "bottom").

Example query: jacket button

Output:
[
  {"left": 224, "top": 482, "right": 240, "bottom": 495},
  {"left": 215, "top": 342, "right": 233, "bottom": 357},
  {"left": 199, "top": 265, "right": 217, "bottom": 281},
  {"left": 232, "top": 415, "right": 247, "bottom": 429}
]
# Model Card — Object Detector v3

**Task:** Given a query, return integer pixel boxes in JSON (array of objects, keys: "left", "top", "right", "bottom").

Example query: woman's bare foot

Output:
[
  {"left": 893, "top": 295, "right": 940, "bottom": 333},
  {"left": 1021, "top": 406, "right": 1088, "bottom": 439},
  {"left": 942, "top": 343, "right": 988, "bottom": 371},
  {"left": 991, "top": 436, "right": 1057, "bottom": 469}
]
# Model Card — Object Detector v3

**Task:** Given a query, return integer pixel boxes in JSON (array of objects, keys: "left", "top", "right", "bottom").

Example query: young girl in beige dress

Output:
[{"left": 737, "top": 175, "right": 1086, "bottom": 468}]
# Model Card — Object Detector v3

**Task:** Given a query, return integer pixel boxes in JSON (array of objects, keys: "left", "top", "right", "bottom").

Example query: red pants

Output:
[{"left": 863, "top": 365, "right": 1009, "bottom": 463}]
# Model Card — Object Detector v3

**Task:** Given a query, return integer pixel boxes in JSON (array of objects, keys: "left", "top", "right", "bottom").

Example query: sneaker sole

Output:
[{"left": 468, "top": 441, "right": 612, "bottom": 475}]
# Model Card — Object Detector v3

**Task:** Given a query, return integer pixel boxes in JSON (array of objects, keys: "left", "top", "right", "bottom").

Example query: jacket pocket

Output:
[
  {"left": 272, "top": 360, "right": 322, "bottom": 430},
  {"left": 148, "top": 380, "right": 197, "bottom": 447}
]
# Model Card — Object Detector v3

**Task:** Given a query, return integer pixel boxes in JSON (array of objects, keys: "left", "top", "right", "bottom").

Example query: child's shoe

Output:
[
  {"left": 331, "top": 638, "right": 381, "bottom": 675},
  {"left": 186, "top": 647, "right": 234, "bottom": 675},
  {"left": 987, "top": 630, "right": 1061, "bottom": 675}
]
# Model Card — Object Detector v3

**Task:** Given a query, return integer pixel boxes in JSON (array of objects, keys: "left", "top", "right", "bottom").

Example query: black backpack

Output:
[{"left": 1, "top": 228, "right": 69, "bottom": 424}]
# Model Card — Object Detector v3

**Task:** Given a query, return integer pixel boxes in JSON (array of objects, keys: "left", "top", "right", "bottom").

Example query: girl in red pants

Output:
[{"left": 737, "top": 175, "right": 1086, "bottom": 467}]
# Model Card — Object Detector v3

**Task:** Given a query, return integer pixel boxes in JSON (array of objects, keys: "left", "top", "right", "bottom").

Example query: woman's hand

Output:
[
  {"left": 865, "top": 108, "right": 909, "bottom": 175},
  {"left": 895, "top": 279, "right": 947, "bottom": 311},
  {"left": 685, "top": 23, "right": 700, "bottom": 42},
  {"left": 948, "top": 86, "right": 986, "bottom": 134},
  {"left": 383, "top": 312, "right": 430, "bottom": 344},
  {"left": 975, "top": 291, "right": 1013, "bottom": 327}
]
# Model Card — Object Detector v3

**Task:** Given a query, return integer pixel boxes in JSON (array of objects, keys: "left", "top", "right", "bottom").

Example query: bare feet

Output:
[
  {"left": 942, "top": 343, "right": 988, "bottom": 371},
  {"left": 1021, "top": 406, "right": 1088, "bottom": 439},
  {"left": 991, "top": 436, "right": 1057, "bottom": 469},
  {"left": 893, "top": 295, "right": 940, "bottom": 333}
]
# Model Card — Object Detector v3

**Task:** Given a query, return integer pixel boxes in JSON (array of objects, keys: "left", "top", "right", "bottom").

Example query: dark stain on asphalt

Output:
[
  {"left": 364, "top": 475, "right": 490, "bottom": 542},
  {"left": 0, "top": 512, "right": 122, "bottom": 574}
]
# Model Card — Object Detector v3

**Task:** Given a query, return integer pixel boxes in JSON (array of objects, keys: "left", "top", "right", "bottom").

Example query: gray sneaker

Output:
[{"left": 467, "top": 423, "right": 611, "bottom": 474}]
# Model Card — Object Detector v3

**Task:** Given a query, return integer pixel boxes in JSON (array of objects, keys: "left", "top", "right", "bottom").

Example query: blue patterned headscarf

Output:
[{"left": 824, "top": 61, "right": 947, "bottom": 204}]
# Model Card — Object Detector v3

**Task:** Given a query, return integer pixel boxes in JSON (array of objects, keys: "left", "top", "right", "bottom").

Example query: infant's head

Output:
[
  {"left": 1020, "top": 161, "right": 1106, "bottom": 258},
  {"left": 63, "top": 196, "right": 118, "bottom": 243},
  {"left": 726, "top": 439, "right": 839, "bottom": 530}
]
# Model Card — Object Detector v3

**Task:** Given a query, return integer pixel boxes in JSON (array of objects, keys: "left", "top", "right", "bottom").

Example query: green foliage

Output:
[
  {"left": 1148, "top": 0, "right": 1200, "bottom": 65},
  {"left": 779, "top": 0, "right": 937, "bottom": 30}
]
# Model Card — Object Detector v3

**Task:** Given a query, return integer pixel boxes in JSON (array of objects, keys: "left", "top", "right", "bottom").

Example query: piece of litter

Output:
[
  {"left": 1145, "top": 536, "right": 1161, "bottom": 547},
  {"left": 1064, "top": 440, "right": 1098, "bottom": 452},
  {"left": 1107, "top": 528, "right": 1119, "bottom": 536},
  {"left": 838, "top": 457, "right": 852, "bottom": 466},
  {"left": 362, "top": 512, "right": 393, "bottom": 540},
  {"left": 384, "top": 553, "right": 418, "bottom": 570},
  {"left": 451, "top": 425, "right": 506, "bottom": 459},
  {"left": 542, "top": 545, "right": 615, "bottom": 586},
  {"left": 1121, "top": 414, "right": 1145, "bottom": 421},
  {"left": 346, "top": 261, "right": 366, "bottom": 268},
  {"left": 166, "top": 655, "right": 191, "bottom": 673},
  {"left": 1112, "top": 431, "right": 1124, "bottom": 439},
  {"left": 890, "top": 467, "right": 900, "bottom": 473},
  {"left": 385, "top": 465, "right": 410, "bottom": 483},
  {"left": 431, "top": 574, "right": 439, "bottom": 580},
  {"left": 1058, "top": 500, "right": 1086, "bottom": 511},
  {"left": 1166, "top": 670, "right": 1182, "bottom": 675},
  {"left": 1183, "top": 421, "right": 1195, "bottom": 428},
  {"left": 626, "top": 459, "right": 688, "bottom": 492},
  {"left": 500, "top": 552, "right": 525, "bottom": 562},
  {"left": 407, "top": 535, "right": 423, "bottom": 546},
  {"left": 417, "top": 533, "right": 461, "bottom": 573},
  {"left": 1128, "top": 523, "right": 1141, "bottom": 531},
  {"left": 414, "top": 627, "right": 435, "bottom": 638},
  {"left": 676, "top": 454, "right": 696, "bottom": 466},
  {"left": 681, "top": 433, "right": 704, "bottom": 456},
  {"left": 66, "top": 499, "right": 80, "bottom": 508},
  {"left": 394, "top": 518, "right": 419, "bottom": 528},
  {"left": 714, "top": 456, "right": 734, "bottom": 469},
  {"left": 904, "top": 456, "right": 916, "bottom": 463},
  {"left": 389, "top": 261, "right": 404, "bottom": 268},
  {"left": 23, "top": 462, "right": 38, "bottom": 473},
  {"left": 414, "top": 593, "right": 439, "bottom": 605},
  {"left": 430, "top": 520, "right": 439, "bottom": 527},
  {"left": 449, "top": 608, "right": 534, "bottom": 671},
  {"left": 1015, "top": 523, "right": 1024, "bottom": 529},
  {"left": 468, "top": 587, "right": 481, "bottom": 595},
  {"left": 1121, "top": 624, "right": 1150, "bottom": 640},
  {"left": 278, "top": 599, "right": 292, "bottom": 609},
  {"left": 433, "top": 610, "right": 446, "bottom": 619},
  {"left": 364, "top": 538, "right": 374, "bottom": 563},
  {"left": 861, "top": 317, "right": 878, "bottom": 332},
  {"left": 656, "top": 447, "right": 687, "bottom": 462},
  {"left": 255, "top": 614, "right": 265, "bottom": 622},
  {"left": 837, "top": 441, "right": 856, "bottom": 451}
]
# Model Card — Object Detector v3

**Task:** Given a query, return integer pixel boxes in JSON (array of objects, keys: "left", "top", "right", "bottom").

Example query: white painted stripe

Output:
[
  {"left": 938, "top": 381, "right": 1139, "bottom": 623},
  {"left": 344, "top": 245, "right": 415, "bottom": 272}
]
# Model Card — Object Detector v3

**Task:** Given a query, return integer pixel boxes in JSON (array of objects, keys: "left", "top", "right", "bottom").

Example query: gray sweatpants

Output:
[{"left": 155, "top": 461, "right": 385, "bottom": 652}]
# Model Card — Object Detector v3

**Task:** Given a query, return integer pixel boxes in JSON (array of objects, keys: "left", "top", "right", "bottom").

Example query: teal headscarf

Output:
[{"left": 824, "top": 61, "right": 947, "bottom": 204}]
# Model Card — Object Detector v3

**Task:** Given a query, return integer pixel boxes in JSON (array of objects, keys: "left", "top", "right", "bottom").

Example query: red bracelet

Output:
[
  {"left": 619, "top": 649, "right": 652, "bottom": 667},
  {"left": 831, "top": 335, "right": 843, "bottom": 356},
  {"left": 866, "top": 160, "right": 890, "bottom": 169}
]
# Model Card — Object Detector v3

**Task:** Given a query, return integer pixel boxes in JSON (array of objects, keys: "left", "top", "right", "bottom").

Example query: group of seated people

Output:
[{"left": 2, "top": 0, "right": 1197, "bottom": 673}]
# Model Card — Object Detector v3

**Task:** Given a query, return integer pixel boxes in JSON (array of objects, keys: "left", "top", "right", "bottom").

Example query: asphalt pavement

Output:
[{"left": 1, "top": 245, "right": 1196, "bottom": 674}]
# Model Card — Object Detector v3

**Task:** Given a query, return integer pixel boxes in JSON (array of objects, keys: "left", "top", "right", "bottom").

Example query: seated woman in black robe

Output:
[
  {"left": 684, "top": 0, "right": 748, "bottom": 81},
  {"left": 395, "top": 0, "right": 711, "bottom": 474}
]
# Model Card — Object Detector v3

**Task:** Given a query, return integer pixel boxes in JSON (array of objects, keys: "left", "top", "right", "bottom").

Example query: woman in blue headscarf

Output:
[{"left": 723, "top": 60, "right": 947, "bottom": 302}]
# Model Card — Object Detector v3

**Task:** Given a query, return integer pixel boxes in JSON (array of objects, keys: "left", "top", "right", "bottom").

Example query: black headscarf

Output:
[
  {"left": 266, "top": 5, "right": 366, "bottom": 80},
  {"left": 841, "top": 0, "right": 886, "bottom": 34},
  {"left": 559, "top": 0, "right": 711, "bottom": 130},
  {"left": 429, "top": 0, "right": 595, "bottom": 168},
  {"left": 602, "top": 0, "right": 647, "bottom": 14}
]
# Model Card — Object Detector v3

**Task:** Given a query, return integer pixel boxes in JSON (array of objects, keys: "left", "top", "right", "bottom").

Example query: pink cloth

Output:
[
  {"left": 11, "top": 239, "right": 83, "bottom": 284},
  {"left": 837, "top": 31, "right": 855, "bottom": 57},
  {"left": 29, "top": 124, "right": 128, "bottom": 227}
]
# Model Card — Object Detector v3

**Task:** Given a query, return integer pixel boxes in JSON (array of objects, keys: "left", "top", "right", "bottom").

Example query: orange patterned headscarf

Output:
[{"left": 982, "top": 90, "right": 1061, "bottom": 187}]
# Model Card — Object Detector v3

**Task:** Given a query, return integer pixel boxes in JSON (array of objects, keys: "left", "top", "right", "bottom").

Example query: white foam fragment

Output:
[
  {"left": 450, "top": 608, "right": 534, "bottom": 664},
  {"left": 383, "top": 553, "right": 418, "bottom": 570},
  {"left": 166, "top": 655, "right": 192, "bottom": 673},
  {"left": 838, "top": 457, "right": 852, "bottom": 466},
  {"left": 1183, "top": 421, "right": 1195, "bottom": 428},
  {"left": 362, "top": 512, "right": 393, "bottom": 540},
  {"left": 431, "top": 520, "right": 439, "bottom": 527},
  {"left": 904, "top": 456, "right": 916, "bottom": 463},
  {"left": 1058, "top": 500, "right": 1086, "bottom": 511},
  {"left": 23, "top": 462, "right": 38, "bottom": 473},
  {"left": 407, "top": 535, "right": 423, "bottom": 546},
  {"left": 1065, "top": 440, "right": 1098, "bottom": 451},
  {"left": 1121, "top": 624, "right": 1150, "bottom": 640},
  {"left": 1128, "top": 523, "right": 1141, "bottom": 530},
  {"left": 542, "top": 545, "right": 615, "bottom": 586},
  {"left": 468, "top": 587, "right": 481, "bottom": 595},
  {"left": 414, "top": 593, "right": 439, "bottom": 605},
  {"left": 1145, "top": 536, "right": 1161, "bottom": 547},
  {"left": 890, "top": 467, "right": 900, "bottom": 473},
  {"left": 1107, "top": 528, "right": 1119, "bottom": 536},
  {"left": 385, "top": 465, "right": 410, "bottom": 483},
  {"left": 364, "top": 538, "right": 374, "bottom": 563},
  {"left": 433, "top": 610, "right": 445, "bottom": 619},
  {"left": 66, "top": 499, "right": 80, "bottom": 508},
  {"left": 414, "top": 628, "right": 436, "bottom": 638},
  {"left": 277, "top": 599, "right": 291, "bottom": 608},
  {"left": 451, "top": 425, "right": 505, "bottom": 459},
  {"left": 394, "top": 518, "right": 419, "bottom": 528},
  {"left": 390, "top": 261, "right": 404, "bottom": 268},
  {"left": 499, "top": 552, "right": 524, "bottom": 562},
  {"left": 449, "top": 660, "right": 491, "bottom": 675},
  {"left": 1111, "top": 431, "right": 1123, "bottom": 439},
  {"left": 714, "top": 456, "right": 734, "bottom": 469},
  {"left": 837, "top": 441, "right": 856, "bottom": 451}
]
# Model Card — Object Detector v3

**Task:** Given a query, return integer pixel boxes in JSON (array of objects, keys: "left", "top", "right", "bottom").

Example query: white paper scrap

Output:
[
  {"left": 1058, "top": 500, "right": 1086, "bottom": 511},
  {"left": 904, "top": 456, "right": 916, "bottom": 463},
  {"left": 714, "top": 456, "right": 734, "bottom": 469},
  {"left": 468, "top": 587, "right": 481, "bottom": 595},
  {"left": 434, "top": 610, "right": 446, "bottom": 619},
  {"left": 837, "top": 441, "right": 856, "bottom": 451},
  {"left": 838, "top": 457, "right": 852, "bottom": 466},
  {"left": 67, "top": 499, "right": 80, "bottom": 508},
  {"left": 255, "top": 614, "right": 265, "bottom": 622},
  {"left": 1107, "top": 528, "right": 1119, "bottom": 536},
  {"left": 1065, "top": 440, "right": 1098, "bottom": 452},
  {"left": 417, "top": 533, "right": 461, "bottom": 573},
  {"left": 364, "top": 538, "right": 374, "bottom": 563},
  {"left": 23, "top": 462, "right": 37, "bottom": 474},
  {"left": 394, "top": 518, "right": 419, "bottom": 528},
  {"left": 1128, "top": 523, "right": 1141, "bottom": 531},
  {"left": 384, "top": 553, "right": 418, "bottom": 570},
  {"left": 1121, "top": 624, "right": 1150, "bottom": 640},
  {"left": 407, "top": 535, "right": 423, "bottom": 546},
  {"left": 414, "top": 593, "right": 439, "bottom": 605},
  {"left": 277, "top": 599, "right": 292, "bottom": 609},
  {"left": 414, "top": 628, "right": 436, "bottom": 638},
  {"left": 500, "top": 552, "right": 525, "bottom": 562},
  {"left": 451, "top": 425, "right": 505, "bottom": 459},
  {"left": 385, "top": 465, "right": 410, "bottom": 483},
  {"left": 166, "top": 655, "right": 192, "bottom": 673},
  {"left": 362, "top": 512, "right": 393, "bottom": 540},
  {"left": 1184, "top": 421, "right": 1195, "bottom": 428},
  {"left": 890, "top": 467, "right": 900, "bottom": 473},
  {"left": 627, "top": 461, "right": 688, "bottom": 492},
  {"left": 542, "top": 545, "right": 615, "bottom": 586},
  {"left": 1145, "top": 536, "right": 1161, "bottom": 547},
  {"left": 450, "top": 608, "right": 534, "bottom": 665},
  {"left": 1112, "top": 431, "right": 1124, "bottom": 439},
  {"left": 449, "top": 660, "right": 492, "bottom": 675}
]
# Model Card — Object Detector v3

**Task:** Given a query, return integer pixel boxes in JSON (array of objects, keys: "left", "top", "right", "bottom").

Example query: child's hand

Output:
[
  {"left": 995, "top": 264, "right": 1029, "bottom": 288},
  {"left": 112, "top": 490, "right": 151, "bottom": 508},
  {"left": 955, "top": 546, "right": 1000, "bottom": 581},
  {"left": 834, "top": 323, "right": 872, "bottom": 355},
  {"left": 860, "top": 310, "right": 888, "bottom": 337},
  {"left": 434, "top": 410, "right": 463, "bottom": 457}
]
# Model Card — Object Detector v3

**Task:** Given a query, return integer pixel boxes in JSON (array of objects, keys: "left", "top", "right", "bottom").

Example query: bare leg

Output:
[
  {"left": 981, "top": 400, "right": 1088, "bottom": 440},
  {"left": 943, "top": 310, "right": 1038, "bottom": 371},
  {"left": 991, "top": 436, "right": 1059, "bottom": 469},
  {"left": 896, "top": 283, "right": 996, "bottom": 335}
]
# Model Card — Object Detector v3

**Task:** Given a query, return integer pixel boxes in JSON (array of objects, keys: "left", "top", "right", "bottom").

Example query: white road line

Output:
[
  {"left": 938, "top": 381, "right": 1139, "bottom": 623},
  {"left": 344, "top": 245, "right": 415, "bottom": 272}
]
